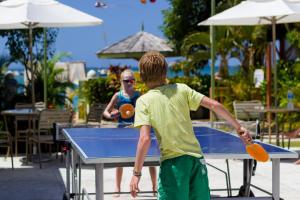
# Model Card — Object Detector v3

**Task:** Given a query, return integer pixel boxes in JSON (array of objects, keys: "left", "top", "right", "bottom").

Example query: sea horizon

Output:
[{"left": 11, "top": 64, "right": 240, "bottom": 87}]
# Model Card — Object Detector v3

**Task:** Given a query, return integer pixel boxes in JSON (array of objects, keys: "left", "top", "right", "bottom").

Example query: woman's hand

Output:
[{"left": 110, "top": 109, "right": 119, "bottom": 119}]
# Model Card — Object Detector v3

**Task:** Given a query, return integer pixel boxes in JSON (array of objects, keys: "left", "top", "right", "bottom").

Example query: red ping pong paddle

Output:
[{"left": 119, "top": 103, "right": 135, "bottom": 119}]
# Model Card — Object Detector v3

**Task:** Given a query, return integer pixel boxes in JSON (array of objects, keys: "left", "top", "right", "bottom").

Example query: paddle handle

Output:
[{"left": 237, "top": 127, "right": 253, "bottom": 145}]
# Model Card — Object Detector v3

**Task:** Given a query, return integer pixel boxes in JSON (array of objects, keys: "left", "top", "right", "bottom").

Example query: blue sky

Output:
[
  {"left": 55, "top": 0, "right": 173, "bottom": 69},
  {"left": 0, "top": 0, "right": 173, "bottom": 69},
  {"left": 1, "top": 0, "right": 241, "bottom": 70}
]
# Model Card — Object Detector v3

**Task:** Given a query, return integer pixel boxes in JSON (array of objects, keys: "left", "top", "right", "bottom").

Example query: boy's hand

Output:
[
  {"left": 130, "top": 175, "right": 141, "bottom": 198},
  {"left": 237, "top": 127, "right": 252, "bottom": 144}
]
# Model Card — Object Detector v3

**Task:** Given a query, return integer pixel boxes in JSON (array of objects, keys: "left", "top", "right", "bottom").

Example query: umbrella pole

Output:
[
  {"left": 210, "top": 0, "right": 216, "bottom": 123},
  {"left": 29, "top": 25, "right": 35, "bottom": 109},
  {"left": 266, "top": 44, "right": 272, "bottom": 144},
  {"left": 272, "top": 17, "right": 280, "bottom": 146},
  {"left": 272, "top": 17, "right": 277, "bottom": 107},
  {"left": 43, "top": 28, "right": 47, "bottom": 107}
]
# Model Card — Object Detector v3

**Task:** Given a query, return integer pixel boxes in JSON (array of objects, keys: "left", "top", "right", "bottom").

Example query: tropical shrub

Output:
[
  {"left": 169, "top": 75, "right": 210, "bottom": 96},
  {"left": 277, "top": 60, "right": 300, "bottom": 108},
  {"left": 79, "top": 77, "right": 117, "bottom": 105},
  {"left": 33, "top": 53, "right": 74, "bottom": 107}
]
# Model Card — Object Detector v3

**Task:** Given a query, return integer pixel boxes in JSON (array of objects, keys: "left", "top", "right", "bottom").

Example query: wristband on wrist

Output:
[{"left": 133, "top": 170, "right": 142, "bottom": 177}]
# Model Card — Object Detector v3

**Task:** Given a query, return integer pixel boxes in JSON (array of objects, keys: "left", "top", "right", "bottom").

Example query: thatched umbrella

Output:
[{"left": 97, "top": 29, "right": 175, "bottom": 60}]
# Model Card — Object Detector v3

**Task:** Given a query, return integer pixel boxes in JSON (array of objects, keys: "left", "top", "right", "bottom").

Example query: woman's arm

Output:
[{"left": 102, "top": 93, "right": 119, "bottom": 119}]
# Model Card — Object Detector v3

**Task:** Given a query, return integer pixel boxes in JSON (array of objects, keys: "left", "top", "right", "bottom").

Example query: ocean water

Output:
[
  {"left": 13, "top": 65, "right": 240, "bottom": 86},
  {"left": 95, "top": 65, "right": 240, "bottom": 78}
]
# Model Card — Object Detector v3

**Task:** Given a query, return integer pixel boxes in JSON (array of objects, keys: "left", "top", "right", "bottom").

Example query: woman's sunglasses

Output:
[{"left": 123, "top": 79, "right": 135, "bottom": 84}]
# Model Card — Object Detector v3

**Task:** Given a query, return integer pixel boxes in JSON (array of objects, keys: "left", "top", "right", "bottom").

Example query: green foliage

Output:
[
  {"left": 0, "top": 28, "right": 57, "bottom": 65},
  {"left": 0, "top": 59, "right": 8, "bottom": 111},
  {"left": 0, "top": 28, "right": 58, "bottom": 90},
  {"left": 162, "top": 0, "right": 210, "bottom": 52},
  {"left": 180, "top": 32, "right": 210, "bottom": 76},
  {"left": 79, "top": 77, "right": 117, "bottom": 105},
  {"left": 169, "top": 75, "right": 210, "bottom": 96},
  {"left": 277, "top": 60, "right": 300, "bottom": 108},
  {"left": 0, "top": 55, "right": 24, "bottom": 110},
  {"left": 214, "top": 67, "right": 263, "bottom": 111},
  {"left": 32, "top": 53, "right": 74, "bottom": 107},
  {"left": 133, "top": 72, "right": 148, "bottom": 94}
]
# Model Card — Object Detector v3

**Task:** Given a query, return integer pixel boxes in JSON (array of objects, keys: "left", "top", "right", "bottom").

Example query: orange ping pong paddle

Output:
[
  {"left": 119, "top": 103, "right": 135, "bottom": 119},
  {"left": 238, "top": 130, "right": 269, "bottom": 162},
  {"left": 245, "top": 143, "right": 269, "bottom": 162}
]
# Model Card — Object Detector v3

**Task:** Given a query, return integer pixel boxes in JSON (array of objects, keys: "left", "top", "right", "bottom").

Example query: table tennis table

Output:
[{"left": 62, "top": 126, "right": 298, "bottom": 200}]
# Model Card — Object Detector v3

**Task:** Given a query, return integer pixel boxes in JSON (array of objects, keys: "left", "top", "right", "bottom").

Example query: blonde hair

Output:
[
  {"left": 120, "top": 69, "right": 134, "bottom": 90},
  {"left": 120, "top": 69, "right": 134, "bottom": 81},
  {"left": 138, "top": 51, "right": 167, "bottom": 84}
]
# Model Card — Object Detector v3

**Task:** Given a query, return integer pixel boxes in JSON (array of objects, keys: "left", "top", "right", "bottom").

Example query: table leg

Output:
[
  {"left": 95, "top": 164, "right": 104, "bottom": 200},
  {"left": 272, "top": 158, "right": 280, "bottom": 200},
  {"left": 243, "top": 159, "right": 252, "bottom": 197},
  {"left": 66, "top": 146, "right": 71, "bottom": 200},
  {"left": 71, "top": 150, "right": 79, "bottom": 200},
  {"left": 78, "top": 155, "right": 82, "bottom": 200}
]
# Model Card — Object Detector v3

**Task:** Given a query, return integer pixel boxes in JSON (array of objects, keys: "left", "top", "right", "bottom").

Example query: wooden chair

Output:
[
  {"left": 233, "top": 100, "right": 265, "bottom": 137},
  {"left": 75, "top": 103, "right": 105, "bottom": 127},
  {"left": 86, "top": 103, "right": 106, "bottom": 127},
  {"left": 0, "top": 130, "right": 14, "bottom": 169},
  {"left": 14, "top": 103, "right": 33, "bottom": 156},
  {"left": 29, "top": 109, "right": 72, "bottom": 168},
  {"left": 1, "top": 106, "right": 15, "bottom": 169},
  {"left": 35, "top": 102, "right": 46, "bottom": 111}
]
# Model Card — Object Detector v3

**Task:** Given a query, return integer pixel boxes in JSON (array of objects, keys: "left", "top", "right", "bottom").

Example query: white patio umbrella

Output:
[
  {"left": 0, "top": 0, "right": 103, "bottom": 107},
  {"left": 198, "top": 0, "right": 300, "bottom": 107}
]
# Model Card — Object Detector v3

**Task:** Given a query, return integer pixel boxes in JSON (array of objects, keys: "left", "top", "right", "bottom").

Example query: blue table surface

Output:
[{"left": 63, "top": 127, "right": 294, "bottom": 159}]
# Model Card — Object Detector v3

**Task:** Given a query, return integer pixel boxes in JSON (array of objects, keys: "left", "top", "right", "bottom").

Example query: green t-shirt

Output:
[{"left": 134, "top": 83, "right": 205, "bottom": 161}]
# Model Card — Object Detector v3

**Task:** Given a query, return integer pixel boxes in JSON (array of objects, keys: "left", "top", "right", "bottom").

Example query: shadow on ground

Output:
[{"left": 0, "top": 156, "right": 66, "bottom": 200}]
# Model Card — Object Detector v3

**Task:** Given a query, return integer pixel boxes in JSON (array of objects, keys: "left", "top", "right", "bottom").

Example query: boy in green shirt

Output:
[{"left": 130, "top": 51, "right": 252, "bottom": 200}]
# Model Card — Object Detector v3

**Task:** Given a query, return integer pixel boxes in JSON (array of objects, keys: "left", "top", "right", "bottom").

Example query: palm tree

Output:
[
  {"left": 181, "top": 26, "right": 237, "bottom": 78},
  {"left": 180, "top": 32, "right": 211, "bottom": 77},
  {"left": 34, "top": 53, "right": 74, "bottom": 107},
  {"left": 181, "top": 24, "right": 268, "bottom": 79}
]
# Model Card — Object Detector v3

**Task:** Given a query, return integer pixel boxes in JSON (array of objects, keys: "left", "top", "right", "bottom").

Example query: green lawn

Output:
[{"left": 268, "top": 140, "right": 300, "bottom": 148}]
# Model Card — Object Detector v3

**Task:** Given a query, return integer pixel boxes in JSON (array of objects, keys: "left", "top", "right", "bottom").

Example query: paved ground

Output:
[{"left": 0, "top": 151, "right": 299, "bottom": 200}]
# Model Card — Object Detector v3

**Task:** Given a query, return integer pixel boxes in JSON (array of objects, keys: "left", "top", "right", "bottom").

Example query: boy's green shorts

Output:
[{"left": 158, "top": 155, "right": 210, "bottom": 200}]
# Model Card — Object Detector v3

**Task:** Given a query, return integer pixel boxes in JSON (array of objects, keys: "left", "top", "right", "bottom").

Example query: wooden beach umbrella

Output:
[
  {"left": 198, "top": 0, "right": 300, "bottom": 108},
  {"left": 0, "top": 0, "right": 103, "bottom": 107}
]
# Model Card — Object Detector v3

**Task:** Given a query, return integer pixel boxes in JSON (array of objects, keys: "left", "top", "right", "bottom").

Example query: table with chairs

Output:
[
  {"left": 0, "top": 123, "right": 14, "bottom": 169},
  {"left": 1, "top": 102, "right": 74, "bottom": 168},
  {"left": 1, "top": 106, "right": 40, "bottom": 164},
  {"left": 29, "top": 109, "right": 72, "bottom": 168}
]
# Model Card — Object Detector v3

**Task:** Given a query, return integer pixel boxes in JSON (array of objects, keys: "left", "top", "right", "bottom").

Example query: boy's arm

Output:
[
  {"left": 200, "top": 96, "right": 252, "bottom": 144},
  {"left": 130, "top": 125, "right": 152, "bottom": 197}
]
